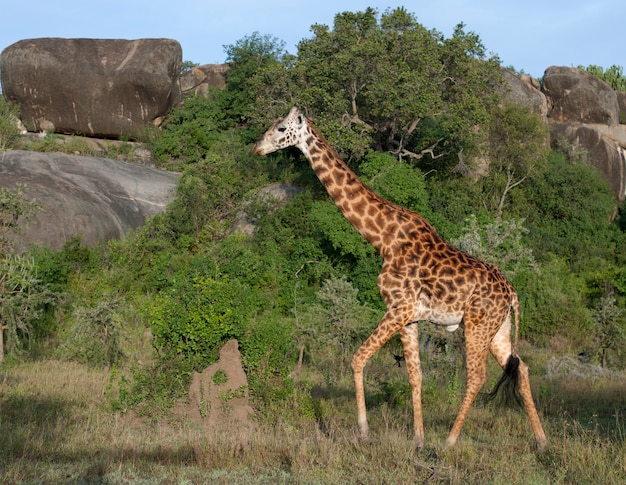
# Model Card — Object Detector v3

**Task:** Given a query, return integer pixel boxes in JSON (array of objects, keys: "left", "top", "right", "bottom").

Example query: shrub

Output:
[
  {"left": 55, "top": 297, "right": 124, "bottom": 368},
  {"left": 240, "top": 312, "right": 297, "bottom": 402},
  {"left": 0, "top": 96, "right": 22, "bottom": 150},
  {"left": 149, "top": 274, "right": 261, "bottom": 368}
]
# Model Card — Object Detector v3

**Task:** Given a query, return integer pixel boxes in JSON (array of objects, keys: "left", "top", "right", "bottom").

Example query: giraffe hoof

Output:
[
  {"left": 414, "top": 439, "right": 425, "bottom": 453},
  {"left": 536, "top": 438, "right": 548, "bottom": 453},
  {"left": 359, "top": 434, "right": 373, "bottom": 445}
]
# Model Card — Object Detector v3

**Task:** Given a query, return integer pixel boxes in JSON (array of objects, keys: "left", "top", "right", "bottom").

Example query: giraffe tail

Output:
[
  {"left": 512, "top": 291, "right": 520, "bottom": 357},
  {"left": 486, "top": 292, "right": 523, "bottom": 407},
  {"left": 486, "top": 354, "right": 523, "bottom": 408}
]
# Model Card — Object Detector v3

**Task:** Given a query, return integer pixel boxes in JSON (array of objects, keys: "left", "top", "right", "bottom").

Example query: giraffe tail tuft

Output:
[{"left": 486, "top": 355, "right": 523, "bottom": 409}]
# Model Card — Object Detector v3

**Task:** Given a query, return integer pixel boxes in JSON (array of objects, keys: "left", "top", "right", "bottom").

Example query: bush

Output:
[
  {"left": 149, "top": 274, "right": 261, "bottom": 368},
  {"left": 55, "top": 297, "right": 125, "bottom": 368},
  {"left": 0, "top": 96, "right": 22, "bottom": 150},
  {"left": 150, "top": 93, "right": 227, "bottom": 166},
  {"left": 513, "top": 258, "right": 592, "bottom": 343},
  {"left": 523, "top": 151, "right": 617, "bottom": 264},
  {"left": 240, "top": 312, "right": 297, "bottom": 403}
]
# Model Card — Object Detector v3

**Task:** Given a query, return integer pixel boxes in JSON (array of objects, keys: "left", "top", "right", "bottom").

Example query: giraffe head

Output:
[{"left": 253, "top": 106, "right": 307, "bottom": 156}]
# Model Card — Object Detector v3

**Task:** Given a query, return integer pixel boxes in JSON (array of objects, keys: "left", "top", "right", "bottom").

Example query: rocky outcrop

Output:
[
  {"left": 180, "top": 63, "right": 229, "bottom": 96},
  {"left": 542, "top": 66, "right": 619, "bottom": 124},
  {"left": 551, "top": 123, "right": 626, "bottom": 199},
  {"left": 232, "top": 183, "right": 304, "bottom": 236},
  {"left": 0, "top": 38, "right": 182, "bottom": 138},
  {"left": 0, "top": 150, "right": 180, "bottom": 250},
  {"left": 500, "top": 67, "right": 548, "bottom": 118},
  {"left": 503, "top": 66, "right": 626, "bottom": 201}
]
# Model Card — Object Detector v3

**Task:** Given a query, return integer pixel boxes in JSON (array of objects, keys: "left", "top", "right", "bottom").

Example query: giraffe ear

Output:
[{"left": 296, "top": 115, "right": 303, "bottom": 125}]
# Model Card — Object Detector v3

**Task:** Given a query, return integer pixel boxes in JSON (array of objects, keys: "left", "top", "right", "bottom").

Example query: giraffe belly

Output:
[{"left": 413, "top": 301, "right": 464, "bottom": 331}]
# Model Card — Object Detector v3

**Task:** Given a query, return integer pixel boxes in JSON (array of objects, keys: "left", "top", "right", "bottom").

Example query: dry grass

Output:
[{"left": 1, "top": 356, "right": 625, "bottom": 484}]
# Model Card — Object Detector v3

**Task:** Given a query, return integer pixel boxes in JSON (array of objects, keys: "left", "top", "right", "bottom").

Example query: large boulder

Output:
[
  {"left": 542, "top": 66, "right": 619, "bottom": 124},
  {"left": 0, "top": 150, "right": 180, "bottom": 250},
  {"left": 180, "top": 63, "right": 228, "bottom": 97},
  {"left": 551, "top": 123, "right": 626, "bottom": 201},
  {"left": 0, "top": 38, "right": 182, "bottom": 138},
  {"left": 499, "top": 68, "right": 548, "bottom": 118}
]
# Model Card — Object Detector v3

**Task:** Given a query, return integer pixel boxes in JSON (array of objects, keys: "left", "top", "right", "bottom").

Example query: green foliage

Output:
[
  {"left": 150, "top": 94, "right": 224, "bottom": 165},
  {"left": 240, "top": 313, "right": 296, "bottom": 402},
  {"left": 453, "top": 214, "right": 536, "bottom": 279},
  {"left": 424, "top": 176, "right": 489, "bottom": 240},
  {"left": 149, "top": 274, "right": 261, "bottom": 368},
  {"left": 315, "top": 276, "right": 375, "bottom": 354},
  {"left": 55, "top": 297, "right": 124, "bottom": 368},
  {"left": 592, "top": 291, "right": 626, "bottom": 367},
  {"left": 579, "top": 64, "right": 626, "bottom": 91},
  {"left": 30, "top": 237, "right": 94, "bottom": 293},
  {"left": 0, "top": 254, "right": 59, "bottom": 358},
  {"left": 523, "top": 150, "right": 618, "bottom": 264},
  {"left": 0, "top": 96, "right": 22, "bottom": 150},
  {"left": 514, "top": 258, "right": 592, "bottom": 342},
  {"left": 212, "top": 369, "right": 228, "bottom": 385},
  {"left": 239, "top": 7, "right": 503, "bottom": 164},
  {"left": 21, "top": 133, "right": 97, "bottom": 157},
  {"left": 223, "top": 32, "right": 293, "bottom": 127},
  {"left": 310, "top": 201, "right": 374, "bottom": 260},
  {"left": 485, "top": 103, "right": 549, "bottom": 216},
  {"left": 358, "top": 152, "right": 429, "bottom": 212},
  {"left": 180, "top": 60, "right": 199, "bottom": 74},
  {"left": 0, "top": 187, "right": 55, "bottom": 361},
  {"left": 0, "top": 185, "right": 42, "bottom": 255}
]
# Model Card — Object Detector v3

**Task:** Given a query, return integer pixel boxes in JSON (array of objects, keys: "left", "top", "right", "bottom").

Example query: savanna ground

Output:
[{"left": 1, "top": 338, "right": 625, "bottom": 485}]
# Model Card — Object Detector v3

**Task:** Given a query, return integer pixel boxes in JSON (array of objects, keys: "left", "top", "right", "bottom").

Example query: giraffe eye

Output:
[{"left": 278, "top": 127, "right": 286, "bottom": 132}]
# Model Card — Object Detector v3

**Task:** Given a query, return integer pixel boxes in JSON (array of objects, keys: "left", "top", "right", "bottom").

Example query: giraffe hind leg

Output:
[
  {"left": 489, "top": 319, "right": 548, "bottom": 451},
  {"left": 445, "top": 328, "right": 490, "bottom": 448}
]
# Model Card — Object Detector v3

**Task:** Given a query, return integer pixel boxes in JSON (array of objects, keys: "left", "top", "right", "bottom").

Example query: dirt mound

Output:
[{"left": 182, "top": 339, "right": 255, "bottom": 431}]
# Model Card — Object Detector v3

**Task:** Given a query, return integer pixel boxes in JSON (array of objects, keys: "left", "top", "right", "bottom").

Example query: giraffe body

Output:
[{"left": 253, "top": 106, "right": 547, "bottom": 451}]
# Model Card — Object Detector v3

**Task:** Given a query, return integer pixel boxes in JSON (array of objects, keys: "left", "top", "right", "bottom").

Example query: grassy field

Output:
[{"left": 1, "top": 347, "right": 625, "bottom": 485}]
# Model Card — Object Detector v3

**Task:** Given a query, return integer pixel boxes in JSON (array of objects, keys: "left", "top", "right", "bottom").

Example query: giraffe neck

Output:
[{"left": 298, "top": 122, "right": 419, "bottom": 254}]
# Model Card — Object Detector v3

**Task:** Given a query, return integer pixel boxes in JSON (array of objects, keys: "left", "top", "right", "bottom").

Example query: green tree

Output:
[
  {"left": 0, "top": 185, "right": 41, "bottom": 255},
  {"left": 223, "top": 32, "right": 294, "bottom": 127},
  {"left": 314, "top": 276, "right": 375, "bottom": 371},
  {"left": 485, "top": 103, "right": 549, "bottom": 217},
  {"left": 243, "top": 8, "right": 503, "bottom": 163},
  {"left": 56, "top": 297, "right": 125, "bottom": 368},
  {"left": 0, "top": 254, "right": 57, "bottom": 362}
]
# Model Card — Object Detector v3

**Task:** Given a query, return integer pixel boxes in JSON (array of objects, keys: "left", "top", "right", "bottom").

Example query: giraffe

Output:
[{"left": 253, "top": 106, "right": 547, "bottom": 451}]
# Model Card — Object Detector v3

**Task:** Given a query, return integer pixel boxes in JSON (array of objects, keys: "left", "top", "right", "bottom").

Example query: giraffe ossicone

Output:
[{"left": 253, "top": 106, "right": 547, "bottom": 451}]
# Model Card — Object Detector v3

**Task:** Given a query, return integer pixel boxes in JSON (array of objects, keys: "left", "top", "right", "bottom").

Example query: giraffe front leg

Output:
[
  {"left": 399, "top": 323, "right": 425, "bottom": 450},
  {"left": 351, "top": 308, "right": 410, "bottom": 443},
  {"left": 351, "top": 356, "right": 370, "bottom": 442}
]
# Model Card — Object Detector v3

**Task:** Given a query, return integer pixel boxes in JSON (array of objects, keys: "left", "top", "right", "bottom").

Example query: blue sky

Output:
[{"left": 1, "top": 1, "right": 624, "bottom": 79}]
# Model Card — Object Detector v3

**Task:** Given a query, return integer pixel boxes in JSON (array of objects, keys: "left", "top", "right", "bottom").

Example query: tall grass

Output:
[{"left": 1, "top": 355, "right": 624, "bottom": 484}]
